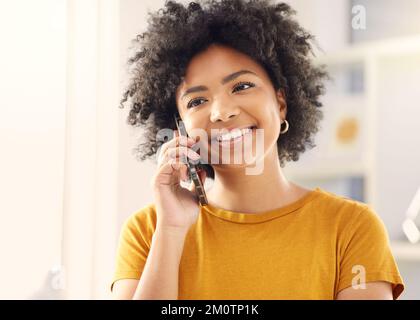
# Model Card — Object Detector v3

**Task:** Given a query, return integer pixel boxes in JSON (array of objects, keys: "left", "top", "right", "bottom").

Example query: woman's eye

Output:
[
  {"left": 187, "top": 97, "right": 207, "bottom": 109},
  {"left": 232, "top": 81, "right": 255, "bottom": 93},
  {"left": 187, "top": 82, "right": 255, "bottom": 109}
]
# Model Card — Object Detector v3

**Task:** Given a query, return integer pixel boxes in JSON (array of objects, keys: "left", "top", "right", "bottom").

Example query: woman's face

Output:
[{"left": 175, "top": 43, "right": 287, "bottom": 168}]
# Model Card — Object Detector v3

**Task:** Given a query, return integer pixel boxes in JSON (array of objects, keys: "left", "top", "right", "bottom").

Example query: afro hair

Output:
[{"left": 119, "top": 0, "right": 328, "bottom": 179}]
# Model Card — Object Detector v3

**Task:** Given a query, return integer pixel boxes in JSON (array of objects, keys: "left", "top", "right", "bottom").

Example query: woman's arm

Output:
[
  {"left": 336, "top": 281, "right": 393, "bottom": 300},
  {"left": 112, "top": 226, "right": 188, "bottom": 300},
  {"left": 112, "top": 279, "right": 139, "bottom": 299}
]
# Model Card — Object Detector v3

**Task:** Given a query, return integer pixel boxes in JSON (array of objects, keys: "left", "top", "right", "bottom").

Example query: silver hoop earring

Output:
[{"left": 280, "top": 119, "right": 289, "bottom": 134}]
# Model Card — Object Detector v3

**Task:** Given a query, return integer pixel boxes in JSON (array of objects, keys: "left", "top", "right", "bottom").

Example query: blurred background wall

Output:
[{"left": 0, "top": 0, "right": 419, "bottom": 299}]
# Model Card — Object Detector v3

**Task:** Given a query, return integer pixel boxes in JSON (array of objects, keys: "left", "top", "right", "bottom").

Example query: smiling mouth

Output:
[{"left": 210, "top": 125, "right": 257, "bottom": 143}]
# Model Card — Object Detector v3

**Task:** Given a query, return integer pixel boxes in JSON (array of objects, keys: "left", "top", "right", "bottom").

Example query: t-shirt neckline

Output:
[{"left": 201, "top": 187, "right": 322, "bottom": 223}]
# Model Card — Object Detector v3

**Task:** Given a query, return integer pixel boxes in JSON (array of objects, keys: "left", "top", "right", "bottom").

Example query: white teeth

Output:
[{"left": 216, "top": 127, "right": 254, "bottom": 142}]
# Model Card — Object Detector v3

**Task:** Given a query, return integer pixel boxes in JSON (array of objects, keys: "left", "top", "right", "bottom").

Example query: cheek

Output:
[
  {"left": 257, "top": 102, "right": 282, "bottom": 141},
  {"left": 185, "top": 118, "right": 209, "bottom": 142},
  {"left": 253, "top": 99, "right": 281, "bottom": 128}
]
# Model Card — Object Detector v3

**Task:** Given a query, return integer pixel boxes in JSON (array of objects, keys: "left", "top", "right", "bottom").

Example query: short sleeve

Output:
[
  {"left": 110, "top": 207, "right": 156, "bottom": 292},
  {"left": 337, "top": 206, "right": 405, "bottom": 299}
]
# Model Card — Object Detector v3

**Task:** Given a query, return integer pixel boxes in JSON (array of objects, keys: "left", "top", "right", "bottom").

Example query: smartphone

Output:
[{"left": 174, "top": 114, "right": 208, "bottom": 206}]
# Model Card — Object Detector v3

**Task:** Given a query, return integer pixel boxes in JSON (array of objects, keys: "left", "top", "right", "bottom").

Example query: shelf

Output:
[
  {"left": 283, "top": 164, "right": 366, "bottom": 181},
  {"left": 390, "top": 241, "right": 420, "bottom": 261},
  {"left": 313, "top": 34, "right": 420, "bottom": 65}
]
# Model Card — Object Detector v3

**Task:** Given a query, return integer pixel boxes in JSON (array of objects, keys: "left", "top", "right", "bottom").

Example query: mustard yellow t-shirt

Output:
[{"left": 111, "top": 187, "right": 404, "bottom": 299}]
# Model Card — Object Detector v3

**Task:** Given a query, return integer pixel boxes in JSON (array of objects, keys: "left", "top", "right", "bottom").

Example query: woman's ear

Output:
[{"left": 276, "top": 88, "right": 287, "bottom": 119}]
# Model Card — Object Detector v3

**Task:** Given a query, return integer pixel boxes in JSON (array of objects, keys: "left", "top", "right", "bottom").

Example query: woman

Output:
[{"left": 111, "top": 0, "right": 404, "bottom": 299}]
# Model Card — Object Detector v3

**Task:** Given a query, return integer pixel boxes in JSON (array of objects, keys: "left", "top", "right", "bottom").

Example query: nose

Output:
[{"left": 209, "top": 99, "right": 240, "bottom": 123}]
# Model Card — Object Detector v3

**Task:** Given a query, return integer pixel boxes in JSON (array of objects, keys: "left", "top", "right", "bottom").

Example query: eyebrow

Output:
[{"left": 181, "top": 69, "right": 258, "bottom": 100}]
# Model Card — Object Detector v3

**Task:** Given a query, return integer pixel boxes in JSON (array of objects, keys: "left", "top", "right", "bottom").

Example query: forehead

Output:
[{"left": 176, "top": 44, "right": 269, "bottom": 96}]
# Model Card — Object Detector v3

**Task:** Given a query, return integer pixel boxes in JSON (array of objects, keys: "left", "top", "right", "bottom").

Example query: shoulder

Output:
[
  {"left": 309, "top": 189, "right": 392, "bottom": 262},
  {"left": 310, "top": 188, "right": 383, "bottom": 232},
  {"left": 312, "top": 188, "right": 370, "bottom": 214},
  {"left": 314, "top": 187, "right": 367, "bottom": 209},
  {"left": 121, "top": 203, "right": 158, "bottom": 237}
]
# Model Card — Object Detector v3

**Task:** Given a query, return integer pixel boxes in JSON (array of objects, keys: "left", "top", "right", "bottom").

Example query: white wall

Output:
[
  {"left": 286, "top": 0, "right": 350, "bottom": 53},
  {"left": 117, "top": 0, "right": 166, "bottom": 229},
  {"left": 0, "top": 0, "right": 67, "bottom": 299},
  {"left": 63, "top": 0, "right": 120, "bottom": 299},
  {"left": 376, "top": 54, "right": 420, "bottom": 240},
  {"left": 351, "top": 0, "right": 420, "bottom": 43},
  {"left": 0, "top": 0, "right": 121, "bottom": 299}
]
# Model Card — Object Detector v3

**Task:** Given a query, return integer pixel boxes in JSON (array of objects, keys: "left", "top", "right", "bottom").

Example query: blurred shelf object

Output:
[
  {"left": 284, "top": 164, "right": 365, "bottom": 181},
  {"left": 390, "top": 241, "right": 420, "bottom": 261},
  {"left": 314, "top": 34, "right": 420, "bottom": 65},
  {"left": 285, "top": 34, "right": 420, "bottom": 210}
]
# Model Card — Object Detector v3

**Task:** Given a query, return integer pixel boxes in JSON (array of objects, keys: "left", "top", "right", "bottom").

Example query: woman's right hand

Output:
[{"left": 152, "top": 130, "right": 207, "bottom": 232}]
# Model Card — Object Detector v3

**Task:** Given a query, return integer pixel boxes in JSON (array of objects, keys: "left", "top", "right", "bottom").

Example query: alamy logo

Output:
[
  {"left": 352, "top": 5, "right": 366, "bottom": 30},
  {"left": 351, "top": 265, "right": 366, "bottom": 289},
  {"left": 156, "top": 127, "right": 265, "bottom": 175}
]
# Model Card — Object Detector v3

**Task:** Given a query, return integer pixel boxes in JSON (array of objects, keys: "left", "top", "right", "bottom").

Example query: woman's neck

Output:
[{"left": 206, "top": 147, "right": 310, "bottom": 213}]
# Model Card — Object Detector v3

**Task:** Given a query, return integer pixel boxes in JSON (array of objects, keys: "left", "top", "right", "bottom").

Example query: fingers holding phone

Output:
[
  {"left": 156, "top": 130, "right": 200, "bottom": 183},
  {"left": 152, "top": 130, "right": 204, "bottom": 230}
]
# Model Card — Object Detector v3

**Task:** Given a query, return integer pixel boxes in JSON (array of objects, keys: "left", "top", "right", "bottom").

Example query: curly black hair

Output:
[{"left": 119, "top": 0, "right": 328, "bottom": 179}]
